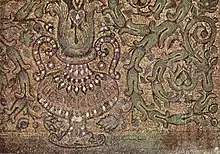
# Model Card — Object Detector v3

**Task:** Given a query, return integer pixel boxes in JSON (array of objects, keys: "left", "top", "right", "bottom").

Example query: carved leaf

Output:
[{"left": 20, "top": 29, "right": 34, "bottom": 47}]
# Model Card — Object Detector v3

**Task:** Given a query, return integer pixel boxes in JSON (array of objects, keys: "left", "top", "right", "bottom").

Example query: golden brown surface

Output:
[{"left": 0, "top": 0, "right": 220, "bottom": 153}]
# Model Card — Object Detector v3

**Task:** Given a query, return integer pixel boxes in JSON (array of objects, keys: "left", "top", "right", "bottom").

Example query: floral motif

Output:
[{"left": 16, "top": 118, "right": 29, "bottom": 130}]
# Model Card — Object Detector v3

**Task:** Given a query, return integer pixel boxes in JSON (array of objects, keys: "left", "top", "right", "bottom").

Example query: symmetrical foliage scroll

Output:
[{"left": 0, "top": 0, "right": 219, "bottom": 148}]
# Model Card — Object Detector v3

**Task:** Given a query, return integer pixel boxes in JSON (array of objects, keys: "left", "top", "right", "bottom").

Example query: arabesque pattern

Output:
[{"left": 0, "top": 0, "right": 220, "bottom": 153}]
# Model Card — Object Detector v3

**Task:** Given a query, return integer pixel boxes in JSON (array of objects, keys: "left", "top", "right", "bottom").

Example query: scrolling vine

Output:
[{"left": 0, "top": 0, "right": 219, "bottom": 148}]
